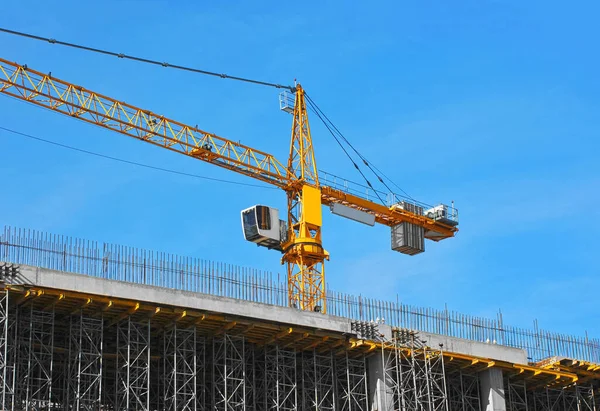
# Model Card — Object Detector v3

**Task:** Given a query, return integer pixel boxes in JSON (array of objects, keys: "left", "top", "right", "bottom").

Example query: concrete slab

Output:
[
  {"left": 12, "top": 265, "right": 354, "bottom": 335},
  {"left": 6, "top": 264, "right": 528, "bottom": 365}
]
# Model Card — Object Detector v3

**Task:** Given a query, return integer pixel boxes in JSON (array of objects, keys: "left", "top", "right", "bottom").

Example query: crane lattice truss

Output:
[{"left": 0, "top": 58, "right": 458, "bottom": 313}]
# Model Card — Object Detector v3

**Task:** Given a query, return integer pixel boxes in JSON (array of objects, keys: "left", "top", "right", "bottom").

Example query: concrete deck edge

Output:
[{"left": 5, "top": 264, "right": 529, "bottom": 364}]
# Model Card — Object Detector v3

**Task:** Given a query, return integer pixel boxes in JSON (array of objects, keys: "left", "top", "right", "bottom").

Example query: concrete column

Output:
[
  {"left": 367, "top": 351, "right": 394, "bottom": 411},
  {"left": 479, "top": 368, "right": 507, "bottom": 411}
]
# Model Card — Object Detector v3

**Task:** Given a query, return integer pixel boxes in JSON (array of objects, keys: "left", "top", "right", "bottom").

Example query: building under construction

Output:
[
  {"left": 0, "top": 226, "right": 599, "bottom": 411},
  {"left": 0, "top": 29, "right": 599, "bottom": 411}
]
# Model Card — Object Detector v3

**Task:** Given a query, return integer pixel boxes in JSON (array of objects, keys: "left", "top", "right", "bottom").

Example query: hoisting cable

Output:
[
  {"left": 0, "top": 27, "right": 295, "bottom": 91},
  {"left": 305, "top": 93, "right": 415, "bottom": 202},
  {"left": 0, "top": 125, "right": 277, "bottom": 190},
  {"left": 304, "top": 98, "right": 386, "bottom": 205}
]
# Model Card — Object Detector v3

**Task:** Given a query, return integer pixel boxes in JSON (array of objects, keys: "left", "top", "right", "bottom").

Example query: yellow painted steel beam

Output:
[
  {"left": 176, "top": 310, "right": 188, "bottom": 322},
  {"left": 285, "top": 332, "right": 310, "bottom": 348},
  {"left": 262, "top": 327, "right": 293, "bottom": 345},
  {"left": 512, "top": 364, "right": 578, "bottom": 383},
  {"left": 107, "top": 302, "right": 140, "bottom": 327},
  {"left": 14, "top": 290, "right": 31, "bottom": 306},
  {"left": 319, "top": 338, "right": 346, "bottom": 354},
  {"left": 304, "top": 336, "right": 330, "bottom": 351},
  {"left": 69, "top": 297, "right": 92, "bottom": 315},
  {"left": 102, "top": 300, "right": 114, "bottom": 312},
  {"left": 548, "top": 365, "right": 600, "bottom": 381},
  {"left": 42, "top": 293, "right": 65, "bottom": 311},
  {"left": 212, "top": 321, "right": 238, "bottom": 336},
  {"left": 0, "top": 58, "right": 290, "bottom": 189},
  {"left": 239, "top": 324, "right": 255, "bottom": 335},
  {"left": 187, "top": 314, "right": 207, "bottom": 329},
  {"left": 372, "top": 339, "right": 578, "bottom": 386}
]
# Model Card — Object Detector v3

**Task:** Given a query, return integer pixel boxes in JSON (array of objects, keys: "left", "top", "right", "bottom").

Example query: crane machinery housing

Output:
[{"left": 0, "top": 57, "right": 459, "bottom": 313}]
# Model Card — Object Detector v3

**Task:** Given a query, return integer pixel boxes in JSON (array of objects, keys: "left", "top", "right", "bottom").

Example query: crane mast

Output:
[
  {"left": 284, "top": 85, "right": 327, "bottom": 312},
  {"left": 0, "top": 57, "right": 459, "bottom": 315}
]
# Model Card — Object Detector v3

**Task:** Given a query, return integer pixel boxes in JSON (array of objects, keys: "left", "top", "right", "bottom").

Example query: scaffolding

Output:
[
  {"left": 504, "top": 377, "right": 528, "bottom": 411},
  {"left": 446, "top": 371, "right": 480, "bottom": 411},
  {"left": 385, "top": 329, "right": 449, "bottom": 411},
  {"left": 0, "top": 290, "right": 16, "bottom": 411},
  {"left": 117, "top": 317, "right": 151, "bottom": 410},
  {"left": 19, "top": 305, "right": 56, "bottom": 410},
  {"left": 0, "top": 288, "right": 598, "bottom": 411},
  {"left": 68, "top": 313, "right": 103, "bottom": 410},
  {"left": 526, "top": 386, "right": 598, "bottom": 411},
  {"left": 336, "top": 352, "right": 368, "bottom": 411},
  {"left": 164, "top": 324, "right": 198, "bottom": 411},
  {"left": 213, "top": 334, "right": 246, "bottom": 411},
  {"left": 265, "top": 345, "right": 297, "bottom": 411},
  {"left": 300, "top": 350, "right": 335, "bottom": 411}
]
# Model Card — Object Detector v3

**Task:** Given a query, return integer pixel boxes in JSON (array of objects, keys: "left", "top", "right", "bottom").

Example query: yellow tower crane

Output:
[{"left": 0, "top": 58, "right": 459, "bottom": 313}]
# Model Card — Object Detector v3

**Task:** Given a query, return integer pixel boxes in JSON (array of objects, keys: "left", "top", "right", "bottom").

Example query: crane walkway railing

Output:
[{"left": 0, "top": 225, "right": 597, "bottom": 363}]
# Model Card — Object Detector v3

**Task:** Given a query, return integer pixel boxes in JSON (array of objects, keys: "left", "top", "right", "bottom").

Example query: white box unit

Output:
[
  {"left": 424, "top": 204, "right": 459, "bottom": 226},
  {"left": 391, "top": 222, "right": 425, "bottom": 256}
]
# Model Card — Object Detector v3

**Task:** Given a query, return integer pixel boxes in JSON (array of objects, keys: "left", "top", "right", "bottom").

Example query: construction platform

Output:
[{"left": 0, "top": 227, "right": 599, "bottom": 410}]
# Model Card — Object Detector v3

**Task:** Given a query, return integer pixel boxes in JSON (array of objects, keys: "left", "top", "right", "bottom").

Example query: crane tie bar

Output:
[{"left": 0, "top": 27, "right": 295, "bottom": 92}]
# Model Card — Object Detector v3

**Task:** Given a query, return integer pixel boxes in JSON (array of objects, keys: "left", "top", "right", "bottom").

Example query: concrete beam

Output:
[
  {"left": 367, "top": 349, "right": 394, "bottom": 411},
  {"left": 419, "top": 331, "right": 528, "bottom": 364},
  {"left": 479, "top": 368, "right": 507, "bottom": 411}
]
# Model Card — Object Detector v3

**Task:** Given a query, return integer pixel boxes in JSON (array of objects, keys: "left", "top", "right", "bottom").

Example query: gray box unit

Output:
[
  {"left": 395, "top": 201, "right": 424, "bottom": 216},
  {"left": 391, "top": 222, "right": 425, "bottom": 256}
]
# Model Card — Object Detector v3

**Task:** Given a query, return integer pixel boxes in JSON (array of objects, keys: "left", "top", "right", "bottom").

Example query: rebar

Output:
[{"left": 2, "top": 225, "right": 598, "bottom": 363}]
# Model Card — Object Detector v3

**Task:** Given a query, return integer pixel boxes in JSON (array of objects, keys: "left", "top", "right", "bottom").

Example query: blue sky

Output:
[{"left": 1, "top": 1, "right": 598, "bottom": 338}]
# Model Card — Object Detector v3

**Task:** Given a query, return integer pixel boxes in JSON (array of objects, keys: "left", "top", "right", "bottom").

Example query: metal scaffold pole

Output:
[
  {"left": 117, "top": 317, "right": 151, "bottom": 411},
  {"left": 253, "top": 344, "right": 266, "bottom": 411},
  {"left": 389, "top": 329, "right": 449, "bottom": 411},
  {"left": 265, "top": 344, "right": 297, "bottom": 411},
  {"left": 245, "top": 342, "right": 256, "bottom": 411},
  {"left": 504, "top": 376, "right": 528, "bottom": 411},
  {"left": 380, "top": 337, "right": 400, "bottom": 411},
  {"left": 425, "top": 345, "right": 448, "bottom": 411},
  {"left": 300, "top": 350, "right": 315, "bottom": 411},
  {"left": 213, "top": 334, "right": 246, "bottom": 411},
  {"left": 68, "top": 312, "right": 103, "bottom": 411},
  {"left": 576, "top": 384, "right": 597, "bottom": 411},
  {"left": 336, "top": 351, "right": 368, "bottom": 411},
  {"left": 315, "top": 351, "right": 336, "bottom": 411},
  {"left": 0, "top": 289, "right": 16, "bottom": 411},
  {"left": 398, "top": 335, "right": 416, "bottom": 411},
  {"left": 20, "top": 305, "right": 55, "bottom": 410},
  {"left": 446, "top": 371, "right": 480, "bottom": 411},
  {"left": 164, "top": 323, "right": 198, "bottom": 411}
]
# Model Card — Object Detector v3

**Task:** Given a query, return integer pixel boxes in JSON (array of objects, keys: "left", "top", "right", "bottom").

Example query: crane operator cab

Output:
[{"left": 241, "top": 205, "right": 287, "bottom": 252}]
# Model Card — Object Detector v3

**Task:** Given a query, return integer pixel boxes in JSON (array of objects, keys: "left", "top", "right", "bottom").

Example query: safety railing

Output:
[
  {"left": 319, "top": 170, "right": 459, "bottom": 224},
  {"left": 0, "top": 225, "right": 597, "bottom": 363}
]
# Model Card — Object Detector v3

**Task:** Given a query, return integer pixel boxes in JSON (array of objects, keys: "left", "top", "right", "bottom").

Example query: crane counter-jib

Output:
[{"left": 319, "top": 185, "right": 458, "bottom": 239}]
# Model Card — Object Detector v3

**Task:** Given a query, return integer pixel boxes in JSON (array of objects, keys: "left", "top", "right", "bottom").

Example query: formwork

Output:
[{"left": 0, "top": 226, "right": 599, "bottom": 410}]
